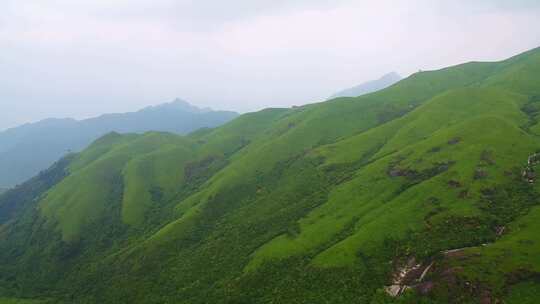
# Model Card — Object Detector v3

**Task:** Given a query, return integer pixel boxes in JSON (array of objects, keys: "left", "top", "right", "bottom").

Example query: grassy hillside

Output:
[{"left": 0, "top": 47, "right": 539, "bottom": 303}]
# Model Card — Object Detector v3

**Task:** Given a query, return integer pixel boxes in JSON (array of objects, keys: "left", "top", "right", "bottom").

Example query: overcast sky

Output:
[{"left": 1, "top": 0, "right": 540, "bottom": 130}]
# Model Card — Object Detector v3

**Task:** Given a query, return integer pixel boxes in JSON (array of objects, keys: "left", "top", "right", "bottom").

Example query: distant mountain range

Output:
[
  {"left": 329, "top": 72, "right": 402, "bottom": 99},
  {"left": 0, "top": 99, "right": 238, "bottom": 188}
]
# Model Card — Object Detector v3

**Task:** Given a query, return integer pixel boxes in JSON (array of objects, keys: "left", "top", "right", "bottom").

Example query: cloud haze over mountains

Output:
[{"left": 1, "top": 0, "right": 540, "bottom": 129}]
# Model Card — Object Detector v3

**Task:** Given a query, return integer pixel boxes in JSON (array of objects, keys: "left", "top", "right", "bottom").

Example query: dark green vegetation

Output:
[
  {"left": 0, "top": 99, "right": 238, "bottom": 189},
  {"left": 1, "top": 47, "right": 540, "bottom": 303},
  {"left": 0, "top": 299, "right": 49, "bottom": 304}
]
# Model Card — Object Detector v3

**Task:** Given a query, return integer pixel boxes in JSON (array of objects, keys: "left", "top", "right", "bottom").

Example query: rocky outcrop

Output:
[
  {"left": 522, "top": 152, "right": 540, "bottom": 183},
  {"left": 384, "top": 257, "right": 435, "bottom": 297}
]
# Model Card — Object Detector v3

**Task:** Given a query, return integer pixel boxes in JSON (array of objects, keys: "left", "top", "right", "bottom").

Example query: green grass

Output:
[
  {"left": 39, "top": 132, "right": 192, "bottom": 240},
  {"left": 248, "top": 89, "right": 536, "bottom": 270}
]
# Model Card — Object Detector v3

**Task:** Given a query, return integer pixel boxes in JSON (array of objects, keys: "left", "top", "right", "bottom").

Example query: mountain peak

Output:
[
  {"left": 381, "top": 72, "right": 401, "bottom": 81},
  {"left": 329, "top": 72, "right": 402, "bottom": 99},
  {"left": 143, "top": 98, "right": 211, "bottom": 113}
]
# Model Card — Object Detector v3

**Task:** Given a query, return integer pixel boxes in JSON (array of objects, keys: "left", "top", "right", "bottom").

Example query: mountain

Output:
[
  {"left": 329, "top": 72, "right": 402, "bottom": 99},
  {"left": 1, "top": 47, "right": 540, "bottom": 303},
  {"left": 0, "top": 99, "right": 238, "bottom": 189}
]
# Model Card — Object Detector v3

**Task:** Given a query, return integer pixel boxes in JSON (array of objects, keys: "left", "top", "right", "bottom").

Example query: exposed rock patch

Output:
[
  {"left": 523, "top": 152, "right": 540, "bottom": 183},
  {"left": 429, "top": 146, "right": 442, "bottom": 153},
  {"left": 458, "top": 189, "right": 469, "bottom": 199},
  {"left": 474, "top": 168, "right": 488, "bottom": 180},
  {"left": 448, "top": 180, "right": 462, "bottom": 188},
  {"left": 448, "top": 137, "right": 461, "bottom": 145},
  {"left": 480, "top": 150, "right": 495, "bottom": 166},
  {"left": 384, "top": 258, "right": 435, "bottom": 297}
]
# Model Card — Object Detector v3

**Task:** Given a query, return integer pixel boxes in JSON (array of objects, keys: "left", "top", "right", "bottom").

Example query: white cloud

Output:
[{"left": 0, "top": 0, "right": 539, "bottom": 129}]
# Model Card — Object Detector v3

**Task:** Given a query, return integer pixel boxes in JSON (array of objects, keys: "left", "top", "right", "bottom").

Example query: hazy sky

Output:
[{"left": 1, "top": 0, "right": 540, "bottom": 130}]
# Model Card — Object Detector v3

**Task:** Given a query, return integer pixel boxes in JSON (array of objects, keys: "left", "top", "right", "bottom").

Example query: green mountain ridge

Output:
[
  {"left": 0, "top": 99, "right": 238, "bottom": 189},
  {"left": 1, "top": 47, "right": 540, "bottom": 303}
]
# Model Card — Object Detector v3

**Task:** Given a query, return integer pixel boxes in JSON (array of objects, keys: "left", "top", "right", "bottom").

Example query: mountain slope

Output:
[
  {"left": 0, "top": 47, "right": 540, "bottom": 303},
  {"left": 0, "top": 99, "right": 238, "bottom": 189},
  {"left": 329, "top": 72, "right": 402, "bottom": 99}
]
